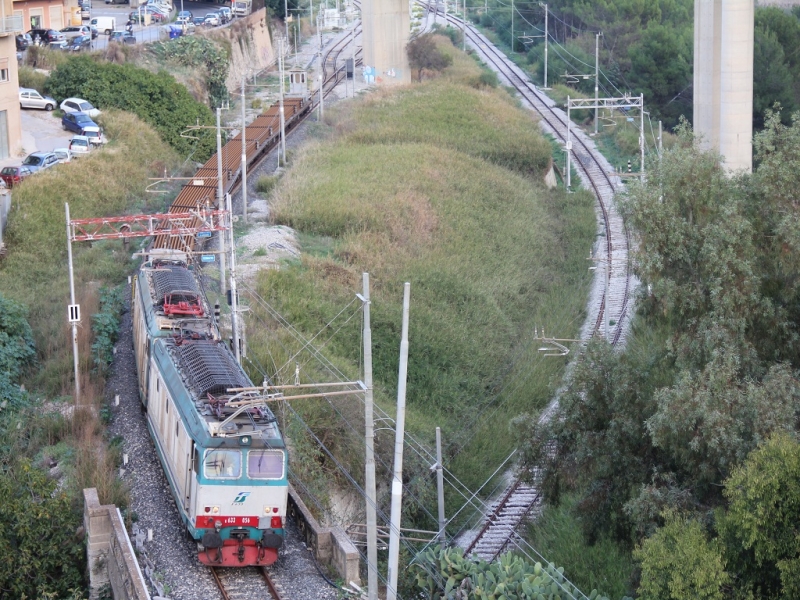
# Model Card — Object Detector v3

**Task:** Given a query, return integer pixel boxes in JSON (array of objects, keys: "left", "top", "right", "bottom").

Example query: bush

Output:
[
  {"left": 46, "top": 55, "right": 216, "bottom": 160},
  {"left": 0, "top": 294, "right": 35, "bottom": 408},
  {"left": 91, "top": 285, "right": 125, "bottom": 375},
  {"left": 152, "top": 35, "right": 230, "bottom": 107},
  {"left": 17, "top": 66, "right": 48, "bottom": 93},
  {"left": 256, "top": 174, "right": 278, "bottom": 195}
]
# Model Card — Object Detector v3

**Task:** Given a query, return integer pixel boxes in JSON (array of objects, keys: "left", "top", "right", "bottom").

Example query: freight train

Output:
[{"left": 132, "top": 249, "right": 288, "bottom": 567}]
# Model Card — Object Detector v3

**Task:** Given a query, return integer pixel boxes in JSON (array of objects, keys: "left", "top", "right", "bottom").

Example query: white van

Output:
[
  {"left": 232, "top": 0, "right": 251, "bottom": 17},
  {"left": 90, "top": 16, "right": 116, "bottom": 35}
]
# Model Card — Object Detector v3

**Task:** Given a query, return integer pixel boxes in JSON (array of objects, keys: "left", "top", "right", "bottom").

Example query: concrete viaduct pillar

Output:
[
  {"left": 361, "top": 0, "right": 411, "bottom": 84},
  {"left": 693, "top": 0, "right": 753, "bottom": 173}
]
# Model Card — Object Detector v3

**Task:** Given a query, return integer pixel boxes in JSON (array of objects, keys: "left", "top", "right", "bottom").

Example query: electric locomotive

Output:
[{"left": 132, "top": 249, "right": 289, "bottom": 567}]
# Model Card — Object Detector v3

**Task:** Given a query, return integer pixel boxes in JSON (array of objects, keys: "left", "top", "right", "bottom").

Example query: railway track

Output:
[
  {"left": 422, "top": 5, "right": 636, "bottom": 561},
  {"left": 211, "top": 566, "right": 285, "bottom": 600}
]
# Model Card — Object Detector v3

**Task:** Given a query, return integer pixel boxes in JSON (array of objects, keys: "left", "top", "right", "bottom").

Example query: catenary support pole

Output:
[
  {"left": 511, "top": 0, "right": 514, "bottom": 52},
  {"left": 363, "top": 273, "right": 379, "bottom": 600},
  {"left": 216, "top": 107, "right": 227, "bottom": 297},
  {"left": 240, "top": 78, "right": 248, "bottom": 225},
  {"left": 640, "top": 94, "right": 645, "bottom": 183},
  {"left": 462, "top": 0, "right": 466, "bottom": 51},
  {"left": 65, "top": 203, "right": 80, "bottom": 402},
  {"left": 279, "top": 39, "right": 287, "bottom": 165},
  {"left": 543, "top": 2, "right": 548, "bottom": 88},
  {"left": 436, "top": 426, "right": 446, "bottom": 548},
  {"left": 226, "top": 193, "right": 241, "bottom": 364},
  {"left": 658, "top": 119, "right": 663, "bottom": 160},
  {"left": 594, "top": 32, "right": 600, "bottom": 135},
  {"left": 566, "top": 96, "right": 571, "bottom": 189},
  {"left": 387, "top": 282, "right": 411, "bottom": 600}
]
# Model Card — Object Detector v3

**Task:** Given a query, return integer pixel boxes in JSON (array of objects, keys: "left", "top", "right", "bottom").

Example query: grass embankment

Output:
[{"left": 245, "top": 38, "right": 596, "bottom": 529}]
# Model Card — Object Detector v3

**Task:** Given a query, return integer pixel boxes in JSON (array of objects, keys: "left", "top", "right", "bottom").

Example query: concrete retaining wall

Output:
[
  {"left": 288, "top": 485, "right": 361, "bottom": 586},
  {"left": 200, "top": 8, "right": 275, "bottom": 91},
  {"left": 84, "top": 488, "right": 150, "bottom": 600}
]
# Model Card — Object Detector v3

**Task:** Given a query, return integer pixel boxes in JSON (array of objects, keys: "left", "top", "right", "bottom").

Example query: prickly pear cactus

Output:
[{"left": 414, "top": 546, "right": 629, "bottom": 600}]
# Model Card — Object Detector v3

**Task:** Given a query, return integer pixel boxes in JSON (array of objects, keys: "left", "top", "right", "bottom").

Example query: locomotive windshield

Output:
[
  {"left": 247, "top": 450, "right": 284, "bottom": 479},
  {"left": 204, "top": 449, "right": 241, "bottom": 479}
]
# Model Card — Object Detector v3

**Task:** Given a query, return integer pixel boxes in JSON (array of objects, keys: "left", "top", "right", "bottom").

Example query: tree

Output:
[
  {"left": 721, "top": 431, "right": 800, "bottom": 598},
  {"left": 753, "top": 26, "right": 796, "bottom": 128},
  {"left": 634, "top": 512, "right": 729, "bottom": 600},
  {"left": 407, "top": 34, "right": 452, "bottom": 82}
]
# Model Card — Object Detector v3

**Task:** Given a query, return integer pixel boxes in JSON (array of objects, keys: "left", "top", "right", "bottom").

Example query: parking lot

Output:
[{"left": 25, "top": 0, "right": 237, "bottom": 50}]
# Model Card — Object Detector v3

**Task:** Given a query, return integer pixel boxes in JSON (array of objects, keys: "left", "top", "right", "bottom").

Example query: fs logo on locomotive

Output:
[{"left": 232, "top": 491, "right": 251, "bottom": 505}]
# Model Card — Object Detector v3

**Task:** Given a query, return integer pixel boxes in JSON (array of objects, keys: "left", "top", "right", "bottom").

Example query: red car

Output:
[{"left": 1, "top": 165, "right": 32, "bottom": 188}]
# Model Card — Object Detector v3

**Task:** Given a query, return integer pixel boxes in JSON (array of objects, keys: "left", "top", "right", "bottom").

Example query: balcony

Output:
[{"left": 0, "top": 15, "right": 22, "bottom": 34}]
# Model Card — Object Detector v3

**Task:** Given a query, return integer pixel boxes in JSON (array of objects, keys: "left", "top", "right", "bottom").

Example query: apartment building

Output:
[
  {"left": 0, "top": 0, "right": 22, "bottom": 159},
  {"left": 13, "top": 0, "right": 77, "bottom": 32}
]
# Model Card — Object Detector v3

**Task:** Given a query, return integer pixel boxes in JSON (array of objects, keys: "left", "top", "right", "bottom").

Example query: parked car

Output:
[
  {"left": 21, "top": 152, "right": 58, "bottom": 173},
  {"left": 62, "top": 111, "right": 98, "bottom": 134},
  {"left": 53, "top": 148, "right": 72, "bottom": 163},
  {"left": 82, "top": 127, "right": 107, "bottom": 147},
  {"left": 192, "top": 16, "right": 205, "bottom": 26},
  {"left": 129, "top": 7, "right": 165, "bottom": 23},
  {"left": 218, "top": 7, "right": 232, "bottom": 23},
  {"left": 60, "top": 25, "right": 92, "bottom": 40},
  {"left": 69, "top": 135, "right": 91, "bottom": 157},
  {"left": 203, "top": 12, "right": 220, "bottom": 26},
  {"left": 177, "top": 9, "right": 192, "bottom": 19},
  {"left": 15, "top": 33, "right": 31, "bottom": 51},
  {"left": 19, "top": 88, "right": 56, "bottom": 111},
  {"left": 80, "top": 2, "right": 91, "bottom": 20},
  {"left": 0, "top": 165, "right": 32, "bottom": 188},
  {"left": 109, "top": 30, "right": 136, "bottom": 44},
  {"left": 60, "top": 98, "right": 100, "bottom": 118},
  {"left": 27, "top": 28, "right": 65, "bottom": 45},
  {"left": 105, "top": 0, "right": 130, "bottom": 4},
  {"left": 63, "top": 35, "right": 92, "bottom": 52}
]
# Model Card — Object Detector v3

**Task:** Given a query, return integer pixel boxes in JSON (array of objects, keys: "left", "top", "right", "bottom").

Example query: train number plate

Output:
[{"left": 195, "top": 515, "right": 259, "bottom": 528}]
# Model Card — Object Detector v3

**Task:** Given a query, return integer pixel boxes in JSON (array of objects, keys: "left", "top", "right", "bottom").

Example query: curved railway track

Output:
[
  {"left": 421, "top": 6, "right": 636, "bottom": 561},
  {"left": 153, "top": 23, "right": 363, "bottom": 254},
  {"left": 211, "top": 566, "right": 285, "bottom": 600}
]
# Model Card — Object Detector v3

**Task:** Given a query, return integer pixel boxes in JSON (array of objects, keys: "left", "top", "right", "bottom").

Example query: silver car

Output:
[{"left": 19, "top": 88, "right": 56, "bottom": 111}]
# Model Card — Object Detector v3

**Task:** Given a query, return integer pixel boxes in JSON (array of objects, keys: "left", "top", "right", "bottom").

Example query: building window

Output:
[{"left": 0, "top": 69, "right": 8, "bottom": 84}]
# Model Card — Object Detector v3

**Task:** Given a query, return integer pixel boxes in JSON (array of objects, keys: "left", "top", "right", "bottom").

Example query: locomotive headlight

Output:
[
  {"left": 239, "top": 435, "right": 251, "bottom": 446},
  {"left": 212, "top": 506, "right": 220, "bottom": 514},
  {"left": 264, "top": 506, "right": 271, "bottom": 514}
]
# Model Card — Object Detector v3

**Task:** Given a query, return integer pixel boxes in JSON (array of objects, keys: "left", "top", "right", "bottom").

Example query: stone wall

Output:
[
  {"left": 288, "top": 485, "right": 361, "bottom": 586},
  {"left": 84, "top": 488, "right": 150, "bottom": 600}
]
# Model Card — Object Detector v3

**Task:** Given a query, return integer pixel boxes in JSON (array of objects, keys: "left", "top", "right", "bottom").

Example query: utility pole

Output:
[
  {"left": 594, "top": 32, "right": 601, "bottom": 135},
  {"left": 240, "top": 77, "right": 248, "bottom": 225},
  {"left": 226, "top": 192, "right": 241, "bottom": 363},
  {"left": 65, "top": 203, "right": 81, "bottom": 403},
  {"left": 387, "top": 282, "right": 411, "bottom": 600},
  {"left": 284, "top": 0, "right": 289, "bottom": 47},
  {"left": 436, "top": 427, "right": 446, "bottom": 548},
  {"left": 216, "top": 107, "right": 227, "bottom": 297},
  {"left": 362, "top": 273, "right": 379, "bottom": 600}
]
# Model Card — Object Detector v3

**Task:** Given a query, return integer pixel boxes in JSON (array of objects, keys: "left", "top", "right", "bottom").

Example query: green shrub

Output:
[
  {"left": 91, "top": 285, "right": 125, "bottom": 375},
  {"left": 152, "top": 35, "right": 230, "bottom": 107},
  {"left": 0, "top": 294, "right": 35, "bottom": 408},
  {"left": 17, "top": 66, "right": 48, "bottom": 92},
  {"left": 255, "top": 174, "right": 278, "bottom": 195},
  {"left": 46, "top": 55, "right": 216, "bottom": 160}
]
